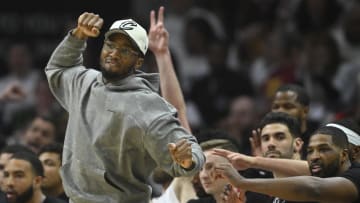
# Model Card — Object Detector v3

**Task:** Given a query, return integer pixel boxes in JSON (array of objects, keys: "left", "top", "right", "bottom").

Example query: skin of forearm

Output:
[
  {"left": 155, "top": 49, "right": 191, "bottom": 132},
  {"left": 253, "top": 156, "right": 311, "bottom": 177},
  {"left": 237, "top": 176, "right": 324, "bottom": 202}
]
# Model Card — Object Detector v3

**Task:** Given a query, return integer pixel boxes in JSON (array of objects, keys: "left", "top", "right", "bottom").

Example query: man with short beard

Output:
[
  {"left": 2, "top": 151, "right": 65, "bottom": 203},
  {"left": 214, "top": 126, "right": 360, "bottom": 203},
  {"left": 44, "top": 6, "right": 204, "bottom": 203}
]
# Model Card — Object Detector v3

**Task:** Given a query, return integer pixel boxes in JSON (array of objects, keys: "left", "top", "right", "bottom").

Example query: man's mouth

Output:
[
  {"left": 265, "top": 151, "right": 281, "bottom": 158},
  {"left": 5, "top": 191, "right": 16, "bottom": 200},
  {"left": 310, "top": 164, "right": 322, "bottom": 174}
]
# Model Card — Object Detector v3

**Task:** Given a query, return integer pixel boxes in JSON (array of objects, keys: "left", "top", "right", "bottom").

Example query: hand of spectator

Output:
[
  {"left": 168, "top": 139, "right": 194, "bottom": 169},
  {"left": 0, "top": 83, "right": 26, "bottom": 102},
  {"left": 249, "top": 128, "right": 262, "bottom": 156},
  {"left": 72, "top": 12, "right": 104, "bottom": 39},
  {"left": 148, "top": 6, "right": 170, "bottom": 56},
  {"left": 221, "top": 184, "right": 246, "bottom": 203},
  {"left": 212, "top": 148, "right": 255, "bottom": 171},
  {"left": 215, "top": 162, "right": 244, "bottom": 188}
]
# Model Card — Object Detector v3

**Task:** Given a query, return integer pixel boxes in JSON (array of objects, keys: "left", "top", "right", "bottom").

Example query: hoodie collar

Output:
[{"left": 97, "top": 70, "right": 160, "bottom": 92}]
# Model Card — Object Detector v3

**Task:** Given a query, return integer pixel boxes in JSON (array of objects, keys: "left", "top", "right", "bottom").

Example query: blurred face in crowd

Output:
[
  {"left": 271, "top": 91, "right": 308, "bottom": 129},
  {"left": 39, "top": 152, "right": 62, "bottom": 192},
  {"left": 0, "top": 153, "right": 13, "bottom": 188},
  {"left": 7, "top": 44, "right": 32, "bottom": 76},
  {"left": 23, "top": 117, "right": 56, "bottom": 153},
  {"left": 199, "top": 150, "right": 229, "bottom": 197},
  {"left": 260, "top": 123, "right": 302, "bottom": 159},
  {"left": 228, "top": 96, "right": 256, "bottom": 132},
  {"left": 307, "top": 134, "right": 343, "bottom": 178},
  {"left": 3, "top": 159, "right": 42, "bottom": 203}
]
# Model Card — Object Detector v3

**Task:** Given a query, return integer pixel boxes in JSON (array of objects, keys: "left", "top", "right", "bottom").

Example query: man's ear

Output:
[
  {"left": 33, "top": 175, "right": 43, "bottom": 189},
  {"left": 350, "top": 146, "right": 360, "bottom": 162},
  {"left": 134, "top": 57, "right": 144, "bottom": 69},
  {"left": 301, "top": 106, "right": 309, "bottom": 119},
  {"left": 293, "top": 137, "right": 304, "bottom": 154},
  {"left": 341, "top": 148, "right": 350, "bottom": 164}
]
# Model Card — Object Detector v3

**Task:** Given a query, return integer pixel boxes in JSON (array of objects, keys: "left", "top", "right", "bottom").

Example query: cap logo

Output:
[{"left": 119, "top": 21, "right": 137, "bottom": 30}]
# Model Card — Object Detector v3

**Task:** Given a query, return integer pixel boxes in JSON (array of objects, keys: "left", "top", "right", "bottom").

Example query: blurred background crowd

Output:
[{"left": 0, "top": 0, "right": 359, "bottom": 156}]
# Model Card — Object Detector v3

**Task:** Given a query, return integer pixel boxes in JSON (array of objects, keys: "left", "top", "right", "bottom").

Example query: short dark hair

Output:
[
  {"left": 259, "top": 111, "right": 302, "bottom": 138},
  {"left": 196, "top": 129, "right": 240, "bottom": 152},
  {"left": 1, "top": 144, "right": 33, "bottom": 155},
  {"left": 276, "top": 84, "right": 310, "bottom": 106},
  {"left": 10, "top": 151, "right": 44, "bottom": 177},
  {"left": 38, "top": 142, "right": 63, "bottom": 162},
  {"left": 312, "top": 126, "right": 349, "bottom": 150}
]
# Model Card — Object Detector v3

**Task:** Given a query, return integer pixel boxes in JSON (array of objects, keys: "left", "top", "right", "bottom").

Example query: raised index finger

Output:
[{"left": 157, "top": 6, "right": 165, "bottom": 24}]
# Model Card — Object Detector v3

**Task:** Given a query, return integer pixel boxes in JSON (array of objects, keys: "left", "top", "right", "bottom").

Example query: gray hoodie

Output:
[{"left": 45, "top": 33, "right": 205, "bottom": 203}]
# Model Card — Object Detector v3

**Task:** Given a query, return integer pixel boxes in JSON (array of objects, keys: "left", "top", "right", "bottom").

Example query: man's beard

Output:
[
  {"left": 100, "top": 67, "right": 123, "bottom": 81},
  {"left": 310, "top": 156, "right": 340, "bottom": 178},
  {"left": 7, "top": 185, "right": 34, "bottom": 203},
  {"left": 99, "top": 60, "right": 135, "bottom": 81}
]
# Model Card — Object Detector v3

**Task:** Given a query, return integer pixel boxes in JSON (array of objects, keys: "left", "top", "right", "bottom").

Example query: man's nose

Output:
[
  {"left": 308, "top": 150, "right": 320, "bottom": 161},
  {"left": 267, "top": 138, "right": 276, "bottom": 149}
]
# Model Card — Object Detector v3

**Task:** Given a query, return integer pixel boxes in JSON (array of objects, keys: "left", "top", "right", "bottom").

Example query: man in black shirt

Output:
[
  {"left": 2, "top": 151, "right": 66, "bottom": 203},
  {"left": 215, "top": 126, "right": 360, "bottom": 203}
]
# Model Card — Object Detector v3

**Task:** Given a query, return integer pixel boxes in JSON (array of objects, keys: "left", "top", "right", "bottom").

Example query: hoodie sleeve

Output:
[
  {"left": 144, "top": 111, "right": 205, "bottom": 177},
  {"left": 44, "top": 32, "right": 98, "bottom": 110}
]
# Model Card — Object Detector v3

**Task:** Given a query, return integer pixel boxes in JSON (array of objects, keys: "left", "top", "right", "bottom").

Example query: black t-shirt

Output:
[
  {"left": 57, "top": 192, "right": 69, "bottom": 203},
  {"left": 340, "top": 163, "right": 360, "bottom": 203},
  {"left": 242, "top": 168, "right": 317, "bottom": 203},
  {"left": 43, "top": 196, "right": 67, "bottom": 203},
  {"left": 241, "top": 168, "right": 274, "bottom": 203},
  {"left": 268, "top": 196, "right": 317, "bottom": 203}
]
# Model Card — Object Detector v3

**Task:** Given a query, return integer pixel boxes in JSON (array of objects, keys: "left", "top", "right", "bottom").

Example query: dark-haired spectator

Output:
[
  {"left": 0, "top": 144, "right": 33, "bottom": 188},
  {"left": 38, "top": 143, "right": 69, "bottom": 202},
  {"left": 20, "top": 114, "right": 57, "bottom": 154},
  {"left": 3, "top": 151, "right": 66, "bottom": 203},
  {"left": 270, "top": 83, "right": 318, "bottom": 158},
  {"left": 215, "top": 126, "right": 360, "bottom": 203}
]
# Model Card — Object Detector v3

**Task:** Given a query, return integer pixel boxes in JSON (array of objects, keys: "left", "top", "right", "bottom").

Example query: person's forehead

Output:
[
  {"left": 5, "top": 159, "right": 32, "bottom": 173},
  {"left": 274, "top": 91, "right": 299, "bottom": 103},
  {"left": 309, "top": 133, "right": 333, "bottom": 146},
  {"left": 39, "top": 152, "right": 60, "bottom": 161},
  {"left": 261, "top": 123, "right": 290, "bottom": 135},
  {"left": 32, "top": 118, "right": 54, "bottom": 128},
  {"left": 107, "top": 33, "right": 135, "bottom": 47},
  {"left": 204, "top": 151, "right": 228, "bottom": 163},
  {"left": 0, "top": 153, "right": 13, "bottom": 163}
]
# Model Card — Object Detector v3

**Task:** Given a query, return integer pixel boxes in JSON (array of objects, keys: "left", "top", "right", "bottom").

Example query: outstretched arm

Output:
[
  {"left": 148, "top": 6, "right": 191, "bottom": 133},
  {"left": 213, "top": 148, "right": 310, "bottom": 177},
  {"left": 215, "top": 162, "right": 358, "bottom": 203}
]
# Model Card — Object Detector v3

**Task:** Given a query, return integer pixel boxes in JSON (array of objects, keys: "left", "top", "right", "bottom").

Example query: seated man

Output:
[
  {"left": 214, "top": 126, "right": 360, "bottom": 203},
  {"left": 38, "top": 143, "right": 69, "bottom": 202},
  {"left": 2, "top": 151, "right": 66, "bottom": 203}
]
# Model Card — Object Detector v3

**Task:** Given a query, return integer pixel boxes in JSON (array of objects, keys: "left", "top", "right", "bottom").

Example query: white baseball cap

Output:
[{"left": 105, "top": 19, "right": 148, "bottom": 55}]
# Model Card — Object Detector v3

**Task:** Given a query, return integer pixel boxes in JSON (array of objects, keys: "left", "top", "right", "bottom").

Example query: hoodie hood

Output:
[{"left": 98, "top": 70, "right": 160, "bottom": 93}]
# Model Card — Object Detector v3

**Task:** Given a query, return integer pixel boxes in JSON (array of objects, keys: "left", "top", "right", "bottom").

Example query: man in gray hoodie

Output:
[{"left": 44, "top": 7, "right": 205, "bottom": 203}]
